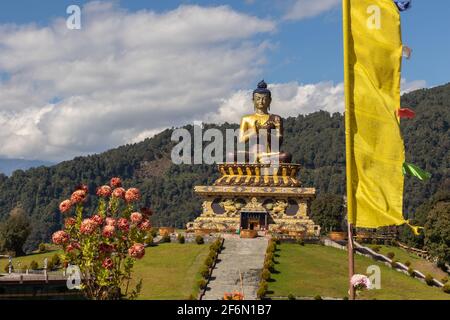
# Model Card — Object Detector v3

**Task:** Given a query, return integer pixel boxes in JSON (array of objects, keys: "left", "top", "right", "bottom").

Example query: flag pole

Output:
[
  {"left": 347, "top": 223, "right": 355, "bottom": 300},
  {"left": 342, "top": 0, "right": 356, "bottom": 300}
]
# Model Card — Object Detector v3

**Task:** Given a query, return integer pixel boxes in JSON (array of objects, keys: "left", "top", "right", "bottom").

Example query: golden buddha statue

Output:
[{"left": 234, "top": 80, "right": 292, "bottom": 164}]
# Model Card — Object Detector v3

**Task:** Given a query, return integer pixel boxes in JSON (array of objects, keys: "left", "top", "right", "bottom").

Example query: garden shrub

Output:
[
  {"left": 261, "top": 269, "right": 271, "bottom": 281},
  {"left": 162, "top": 234, "right": 171, "bottom": 243},
  {"left": 178, "top": 234, "right": 185, "bottom": 244},
  {"left": 297, "top": 239, "right": 305, "bottom": 246},
  {"left": 441, "top": 276, "right": 448, "bottom": 284},
  {"left": 314, "top": 295, "right": 322, "bottom": 300},
  {"left": 386, "top": 252, "right": 395, "bottom": 259},
  {"left": 404, "top": 260, "right": 411, "bottom": 267},
  {"left": 442, "top": 283, "right": 450, "bottom": 294},
  {"left": 371, "top": 239, "right": 378, "bottom": 245},
  {"left": 288, "top": 293, "right": 296, "bottom": 300},
  {"left": 257, "top": 281, "right": 268, "bottom": 299},
  {"left": 38, "top": 243, "right": 47, "bottom": 253},
  {"left": 150, "top": 228, "right": 158, "bottom": 238},
  {"left": 259, "top": 280, "right": 268, "bottom": 291},
  {"left": 46, "top": 260, "right": 54, "bottom": 271},
  {"left": 200, "top": 265, "right": 210, "bottom": 278},
  {"left": 407, "top": 267, "right": 415, "bottom": 277},
  {"left": 425, "top": 274, "right": 434, "bottom": 286},
  {"left": 145, "top": 235, "right": 154, "bottom": 246},
  {"left": 265, "top": 252, "right": 274, "bottom": 262},
  {"left": 208, "top": 250, "right": 217, "bottom": 261},
  {"left": 204, "top": 257, "right": 214, "bottom": 268},
  {"left": 195, "top": 235, "right": 204, "bottom": 245},
  {"left": 264, "top": 260, "right": 275, "bottom": 272},
  {"left": 30, "top": 260, "right": 38, "bottom": 270},
  {"left": 51, "top": 254, "right": 60, "bottom": 266},
  {"left": 390, "top": 259, "right": 398, "bottom": 268},
  {"left": 197, "top": 279, "right": 207, "bottom": 290},
  {"left": 257, "top": 287, "right": 266, "bottom": 299}
]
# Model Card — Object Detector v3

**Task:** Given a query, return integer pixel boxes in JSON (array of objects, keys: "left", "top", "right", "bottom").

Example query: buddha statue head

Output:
[{"left": 252, "top": 80, "right": 271, "bottom": 113}]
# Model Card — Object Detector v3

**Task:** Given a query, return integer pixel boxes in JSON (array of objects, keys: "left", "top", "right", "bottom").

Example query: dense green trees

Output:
[
  {"left": 0, "top": 83, "right": 448, "bottom": 252},
  {"left": 424, "top": 191, "right": 450, "bottom": 265},
  {"left": 310, "top": 194, "right": 345, "bottom": 234},
  {"left": 0, "top": 206, "right": 31, "bottom": 256}
]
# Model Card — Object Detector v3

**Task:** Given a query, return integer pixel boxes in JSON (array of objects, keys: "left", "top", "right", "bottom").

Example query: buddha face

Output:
[{"left": 253, "top": 93, "right": 271, "bottom": 113}]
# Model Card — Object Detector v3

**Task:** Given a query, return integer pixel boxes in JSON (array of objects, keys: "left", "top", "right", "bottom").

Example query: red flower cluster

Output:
[
  {"left": 128, "top": 243, "right": 145, "bottom": 259},
  {"left": 91, "top": 214, "right": 104, "bottom": 226},
  {"left": 71, "top": 189, "right": 87, "bottom": 204},
  {"left": 52, "top": 230, "right": 70, "bottom": 245},
  {"left": 112, "top": 187, "right": 126, "bottom": 199},
  {"left": 130, "top": 212, "right": 143, "bottom": 224},
  {"left": 139, "top": 219, "right": 151, "bottom": 231},
  {"left": 117, "top": 218, "right": 130, "bottom": 232},
  {"left": 110, "top": 177, "right": 122, "bottom": 188},
  {"left": 52, "top": 177, "right": 152, "bottom": 293},
  {"left": 96, "top": 185, "right": 112, "bottom": 198},
  {"left": 80, "top": 218, "right": 97, "bottom": 235},
  {"left": 64, "top": 217, "right": 76, "bottom": 228},
  {"left": 102, "top": 225, "right": 115, "bottom": 238},
  {"left": 125, "top": 188, "right": 141, "bottom": 203},
  {"left": 105, "top": 217, "right": 116, "bottom": 226},
  {"left": 66, "top": 242, "right": 80, "bottom": 253},
  {"left": 59, "top": 200, "right": 72, "bottom": 214},
  {"left": 102, "top": 257, "right": 114, "bottom": 270}
]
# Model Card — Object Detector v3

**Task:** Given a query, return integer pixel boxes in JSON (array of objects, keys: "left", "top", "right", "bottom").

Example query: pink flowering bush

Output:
[
  {"left": 351, "top": 274, "right": 372, "bottom": 291},
  {"left": 52, "top": 177, "right": 153, "bottom": 300}
]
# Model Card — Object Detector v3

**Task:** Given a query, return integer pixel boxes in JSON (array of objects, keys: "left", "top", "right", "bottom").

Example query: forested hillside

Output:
[{"left": 0, "top": 84, "right": 448, "bottom": 251}]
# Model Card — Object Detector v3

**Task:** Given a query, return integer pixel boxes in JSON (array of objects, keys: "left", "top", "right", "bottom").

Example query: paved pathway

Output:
[{"left": 203, "top": 235, "right": 269, "bottom": 300}]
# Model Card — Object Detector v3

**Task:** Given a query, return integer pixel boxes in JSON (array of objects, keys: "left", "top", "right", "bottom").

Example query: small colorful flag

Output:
[
  {"left": 402, "top": 163, "right": 432, "bottom": 181},
  {"left": 402, "top": 46, "right": 412, "bottom": 59},
  {"left": 397, "top": 108, "right": 416, "bottom": 119},
  {"left": 394, "top": 0, "right": 412, "bottom": 11}
]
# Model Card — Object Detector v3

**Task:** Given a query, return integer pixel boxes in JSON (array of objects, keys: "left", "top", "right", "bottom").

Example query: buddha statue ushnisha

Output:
[{"left": 234, "top": 80, "right": 292, "bottom": 164}]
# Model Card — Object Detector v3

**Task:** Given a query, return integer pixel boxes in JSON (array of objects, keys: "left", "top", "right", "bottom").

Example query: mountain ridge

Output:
[{"left": 0, "top": 83, "right": 448, "bottom": 251}]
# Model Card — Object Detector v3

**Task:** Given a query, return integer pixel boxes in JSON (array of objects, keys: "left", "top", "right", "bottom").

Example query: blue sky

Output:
[
  {"left": 0, "top": 0, "right": 448, "bottom": 162},
  {"left": 0, "top": 0, "right": 448, "bottom": 86}
]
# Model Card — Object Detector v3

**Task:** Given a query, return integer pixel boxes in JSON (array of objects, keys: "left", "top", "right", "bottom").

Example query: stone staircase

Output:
[{"left": 202, "top": 235, "right": 269, "bottom": 300}]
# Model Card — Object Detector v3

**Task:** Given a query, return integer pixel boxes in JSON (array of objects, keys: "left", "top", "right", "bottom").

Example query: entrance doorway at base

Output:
[{"left": 240, "top": 211, "right": 268, "bottom": 231}]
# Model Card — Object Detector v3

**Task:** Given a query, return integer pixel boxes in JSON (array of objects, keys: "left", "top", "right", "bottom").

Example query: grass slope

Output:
[
  {"left": 129, "top": 243, "right": 209, "bottom": 300},
  {"left": 268, "top": 244, "right": 449, "bottom": 300},
  {"left": 0, "top": 250, "right": 61, "bottom": 271},
  {"left": 368, "top": 245, "right": 448, "bottom": 281}
]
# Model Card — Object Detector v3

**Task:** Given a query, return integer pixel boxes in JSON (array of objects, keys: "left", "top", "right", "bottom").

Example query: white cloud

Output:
[
  {"left": 283, "top": 0, "right": 340, "bottom": 21},
  {"left": 206, "top": 81, "right": 344, "bottom": 124},
  {"left": 401, "top": 78, "right": 427, "bottom": 95},
  {"left": 0, "top": 2, "right": 276, "bottom": 161}
]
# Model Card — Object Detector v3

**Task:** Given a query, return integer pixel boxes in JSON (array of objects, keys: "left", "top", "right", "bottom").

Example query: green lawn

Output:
[
  {"left": 368, "top": 245, "right": 448, "bottom": 281},
  {"left": 267, "top": 244, "right": 450, "bottom": 300},
  {"left": 0, "top": 250, "right": 62, "bottom": 272},
  {"left": 129, "top": 243, "right": 209, "bottom": 300}
]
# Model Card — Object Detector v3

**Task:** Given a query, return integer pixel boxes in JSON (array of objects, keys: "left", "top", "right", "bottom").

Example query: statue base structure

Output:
[{"left": 187, "top": 163, "right": 321, "bottom": 238}]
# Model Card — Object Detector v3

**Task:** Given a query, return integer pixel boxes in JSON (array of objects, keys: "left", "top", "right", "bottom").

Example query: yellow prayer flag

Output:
[{"left": 343, "top": 0, "right": 408, "bottom": 228}]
